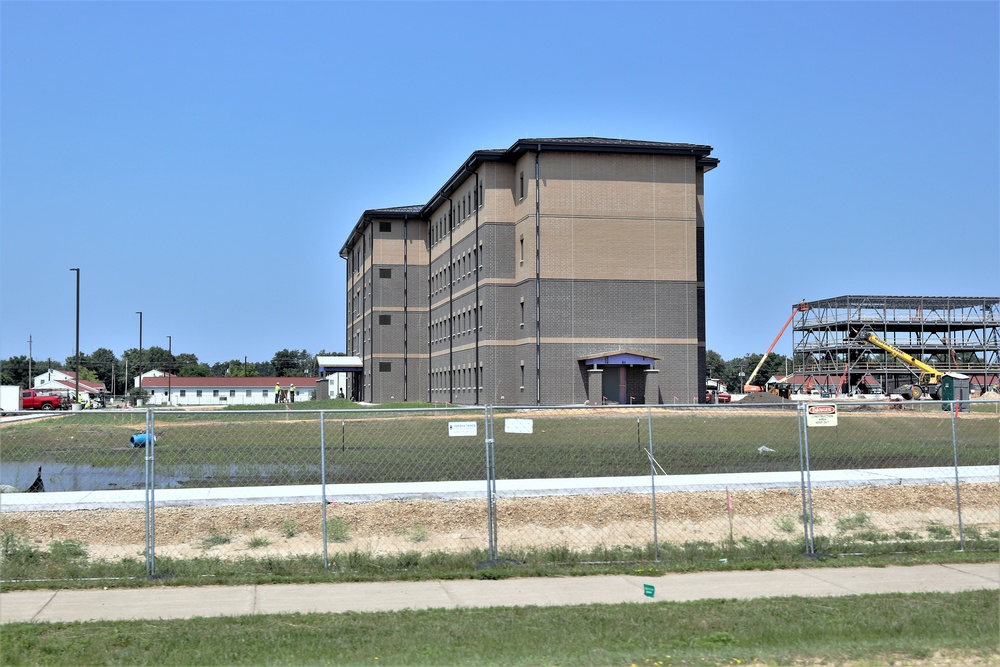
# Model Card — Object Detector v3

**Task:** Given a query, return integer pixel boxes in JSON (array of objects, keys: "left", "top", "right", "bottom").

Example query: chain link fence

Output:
[{"left": 2, "top": 400, "right": 997, "bottom": 581}]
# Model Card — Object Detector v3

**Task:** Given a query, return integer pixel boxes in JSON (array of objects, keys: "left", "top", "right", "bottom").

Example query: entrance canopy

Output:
[
  {"left": 316, "top": 356, "right": 363, "bottom": 376},
  {"left": 578, "top": 350, "right": 661, "bottom": 367}
]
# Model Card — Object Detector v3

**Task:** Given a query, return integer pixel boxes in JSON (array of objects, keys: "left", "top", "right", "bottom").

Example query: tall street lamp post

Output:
[
  {"left": 136, "top": 312, "right": 143, "bottom": 405},
  {"left": 167, "top": 335, "right": 172, "bottom": 405},
  {"left": 70, "top": 268, "right": 80, "bottom": 403}
]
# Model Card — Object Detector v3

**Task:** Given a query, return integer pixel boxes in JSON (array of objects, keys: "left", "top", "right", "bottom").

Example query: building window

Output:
[
  {"left": 246, "top": 390, "right": 252, "bottom": 397},
  {"left": 180, "top": 390, "right": 186, "bottom": 397},
  {"left": 379, "top": 362, "right": 392, "bottom": 372},
  {"left": 519, "top": 235, "right": 525, "bottom": 264},
  {"left": 479, "top": 182, "right": 484, "bottom": 208},
  {"left": 520, "top": 299, "right": 525, "bottom": 327},
  {"left": 379, "top": 268, "right": 392, "bottom": 279},
  {"left": 197, "top": 390, "right": 203, "bottom": 398},
  {"left": 519, "top": 171, "right": 524, "bottom": 200},
  {"left": 380, "top": 221, "right": 391, "bottom": 233},
  {"left": 230, "top": 389, "right": 236, "bottom": 397},
  {"left": 262, "top": 389, "right": 268, "bottom": 397},
  {"left": 212, "top": 390, "right": 219, "bottom": 397},
  {"left": 379, "top": 314, "right": 391, "bottom": 325}
]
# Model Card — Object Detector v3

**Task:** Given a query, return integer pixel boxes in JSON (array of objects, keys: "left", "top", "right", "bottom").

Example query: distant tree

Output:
[
  {"left": 761, "top": 353, "right": 792, "bottom": 381},
  {"left": 179, "top": 363, "right": 212, "bottom": 377},
  {"left": 145, "top": 346, "right": 174, "bottom": 371},
  {"left": 0, "top": 356, "right": 31, "bottom": 388},
  {"left": 87, "top": 348, "right": 120, "bottom": 388},
  {"left": 77, "top": 367, "right": 100, "bottom": 383},
  {"left": 173, "top": 353, "right": 199, "bottom": 376},
  {"left": 705, "top": 350, "right": 726, "bottom": 380},
  {"left": 255, "top": 361, "right": 275, "bottom": 377},
  {"left": 271, "top": 349, "right": 312, "bottom": 376},
  {"left": 222, "top": 360, "right": 258, "bottom": 377}
]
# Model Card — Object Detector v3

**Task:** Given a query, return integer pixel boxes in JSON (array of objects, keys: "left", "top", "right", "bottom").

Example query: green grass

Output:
[
  {"left": 247, "top": 535, "right": 271, "bottom": 549},
  {"left": 327, "top": 517, "right": 351, "bottom": 543},
  {"left": 836, "top": 512, "right": 874, "bottom": 531},
  {"left": 1, "top": 590, "right": 995, "bottom": 666},
  {"left": 199, "top": 533, "right": 232, "bottom": 550},
  {"left": 2, "top": 405, "right": 996, "bottom": 488},
  {"left": 926, "top": 521, "right": 954, "bottom": 539},
  {"left": 281, "top": 519, "right": 300, "bottom": 538}
]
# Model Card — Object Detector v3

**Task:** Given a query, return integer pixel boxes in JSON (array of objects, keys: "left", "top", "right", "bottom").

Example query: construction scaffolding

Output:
[{"left": 791, "top": 295, "right": 1000, "bottom": 396}]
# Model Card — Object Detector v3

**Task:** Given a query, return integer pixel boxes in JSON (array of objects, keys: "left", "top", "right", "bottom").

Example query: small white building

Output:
[
  {"left": 33, "top": 369, "right": 107, "bottom": 401},
  {"left": 138, "top": 376, "right": 317, "bottom": 406}
]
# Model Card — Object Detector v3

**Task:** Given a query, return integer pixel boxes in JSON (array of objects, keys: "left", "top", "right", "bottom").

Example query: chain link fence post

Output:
[
  {"left": 320, "top": 411, "right": 329, "bottom": 569},
  {"left": 145, "top": 408, "right": 156, "bottom": 576},
  {"left": 646, "top": 406, "right": 659, "bottom": 563},
  {"left": 950, "top": 403, "right": 965, "bottom": 551},
  {"left": 485, "top": 405, "right": 497, "bottom": 563}
]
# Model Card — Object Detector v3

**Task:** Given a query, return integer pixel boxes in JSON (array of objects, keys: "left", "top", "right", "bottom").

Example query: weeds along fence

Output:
[{"left": 1, "top": 400, "right": 997, "bottom": 581}]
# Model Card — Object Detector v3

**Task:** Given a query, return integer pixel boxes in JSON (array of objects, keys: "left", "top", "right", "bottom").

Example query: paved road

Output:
[{"left": 2, "top": 563, "right": 997, "bottom": 624}]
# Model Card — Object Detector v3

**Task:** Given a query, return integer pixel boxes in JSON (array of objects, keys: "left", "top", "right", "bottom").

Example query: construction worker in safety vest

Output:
[
  {"left": 274, "top": 382, "right": 280, "bottom": 404},
  {"left": 289, "top": 383, "right": 296, "bottom": 403}
]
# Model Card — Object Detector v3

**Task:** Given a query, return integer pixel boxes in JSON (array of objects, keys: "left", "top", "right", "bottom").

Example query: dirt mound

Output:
[{"left": 736, "top": 392, "right": 789, "bottom": 404}]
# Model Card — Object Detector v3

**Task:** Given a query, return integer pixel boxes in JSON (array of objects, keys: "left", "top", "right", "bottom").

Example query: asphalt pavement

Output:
[{"left": 2, "top": 563, "right": 997, "bottom": 624}]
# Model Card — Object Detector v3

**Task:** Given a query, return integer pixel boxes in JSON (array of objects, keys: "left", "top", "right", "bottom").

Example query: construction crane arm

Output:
[
  {"left": 744, "top": 301, "right": 809, "bottom": 392},
  {"left": 857, "top": 330, "right": 944, "bottom": 382}
]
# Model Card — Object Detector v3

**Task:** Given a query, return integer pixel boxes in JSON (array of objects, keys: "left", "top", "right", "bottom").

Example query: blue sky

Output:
[{"left": 2, "top": 1, "right": 997, "bottom": 368}]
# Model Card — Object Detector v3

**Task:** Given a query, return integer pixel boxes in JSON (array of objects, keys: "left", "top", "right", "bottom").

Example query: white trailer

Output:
[{"left": 0, "top": 385, "right": 22, "bottom": 413}]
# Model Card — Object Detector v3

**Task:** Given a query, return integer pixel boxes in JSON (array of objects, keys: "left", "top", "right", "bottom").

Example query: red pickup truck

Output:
[{"left": 20, "top": 389, "right": 64, "bottom": 410}]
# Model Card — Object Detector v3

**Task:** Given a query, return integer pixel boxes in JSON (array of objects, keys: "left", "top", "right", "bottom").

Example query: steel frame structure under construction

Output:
[{"left": 792, "top": 295, "right": 999, "bottom": 395}]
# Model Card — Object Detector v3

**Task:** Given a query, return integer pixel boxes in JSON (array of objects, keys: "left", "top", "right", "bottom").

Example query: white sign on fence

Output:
[
  {"left": 504, "top": 418, "right": 534, "bottom": 434},
  {"left": 448, "top": 421, "right": 478, "bottom": 437},
  {"left": 806, "top": 403, "right": 838, "bottom": 427}
]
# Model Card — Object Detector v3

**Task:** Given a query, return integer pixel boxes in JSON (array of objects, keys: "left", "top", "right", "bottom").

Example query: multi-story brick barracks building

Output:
[{"left": 339, "top": 137, "right": 719, "bottom": 406}]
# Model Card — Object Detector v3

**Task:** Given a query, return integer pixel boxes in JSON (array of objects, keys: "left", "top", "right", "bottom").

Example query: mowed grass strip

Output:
[
  {"left": 2, "top": 590, "right": 996, "bottom": 666},
  {"left": 3, "top": 406, "right": 997, "bottom": 485}
]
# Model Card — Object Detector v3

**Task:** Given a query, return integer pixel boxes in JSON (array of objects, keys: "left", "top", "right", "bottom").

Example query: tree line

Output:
[
  {"left": 707, "top": 350, "right": 794, "bottom": 392},
  {"left": 0, "top": 348, "right": 340, "bottom": 396},
  {"left": 2, "top": 347, "right": 794, "bottom": 397}
]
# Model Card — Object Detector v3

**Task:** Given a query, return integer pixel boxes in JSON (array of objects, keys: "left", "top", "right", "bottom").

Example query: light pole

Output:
[
  {"left": 167, "top": 335, "right": 172, "bottom": 406},
  {"left": 136, "top": 312, "right": 143, "bottom": 406},
  {"left": 70, "top": 268, "right": 80, "bottom": 402}
]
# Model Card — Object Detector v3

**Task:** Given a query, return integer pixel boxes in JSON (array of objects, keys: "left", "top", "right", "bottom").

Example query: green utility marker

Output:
[{"left": 644, "top": 584, "right": 655, "bottom": 598}]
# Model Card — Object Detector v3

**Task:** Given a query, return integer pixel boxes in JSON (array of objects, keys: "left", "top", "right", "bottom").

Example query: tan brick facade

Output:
[{"left": 340, "top": 138, "right": 718, "bottom": 406}]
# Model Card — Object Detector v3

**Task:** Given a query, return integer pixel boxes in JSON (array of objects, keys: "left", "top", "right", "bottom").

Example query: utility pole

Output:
[
  {"left": 27, "top": 335, "right": 33, "bottom": 387},
  {"left": 71, "top": 268, "right": 80, "bottom": 402},
  {"left": 167, "top": 335, "right": 172, "bottom": 405},
  {"left": 136, "top": 311, "right": 143, "bottom": 405}
]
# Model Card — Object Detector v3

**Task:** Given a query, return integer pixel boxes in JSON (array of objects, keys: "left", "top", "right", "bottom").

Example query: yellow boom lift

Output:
[{"left": 854, "top": 327, "right": 944, "bottom": 399}]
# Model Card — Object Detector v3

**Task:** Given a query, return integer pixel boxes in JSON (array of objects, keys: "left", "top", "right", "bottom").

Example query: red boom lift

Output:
[{"left": 743, "top": 301, "right": 810, "bottom": 393}]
